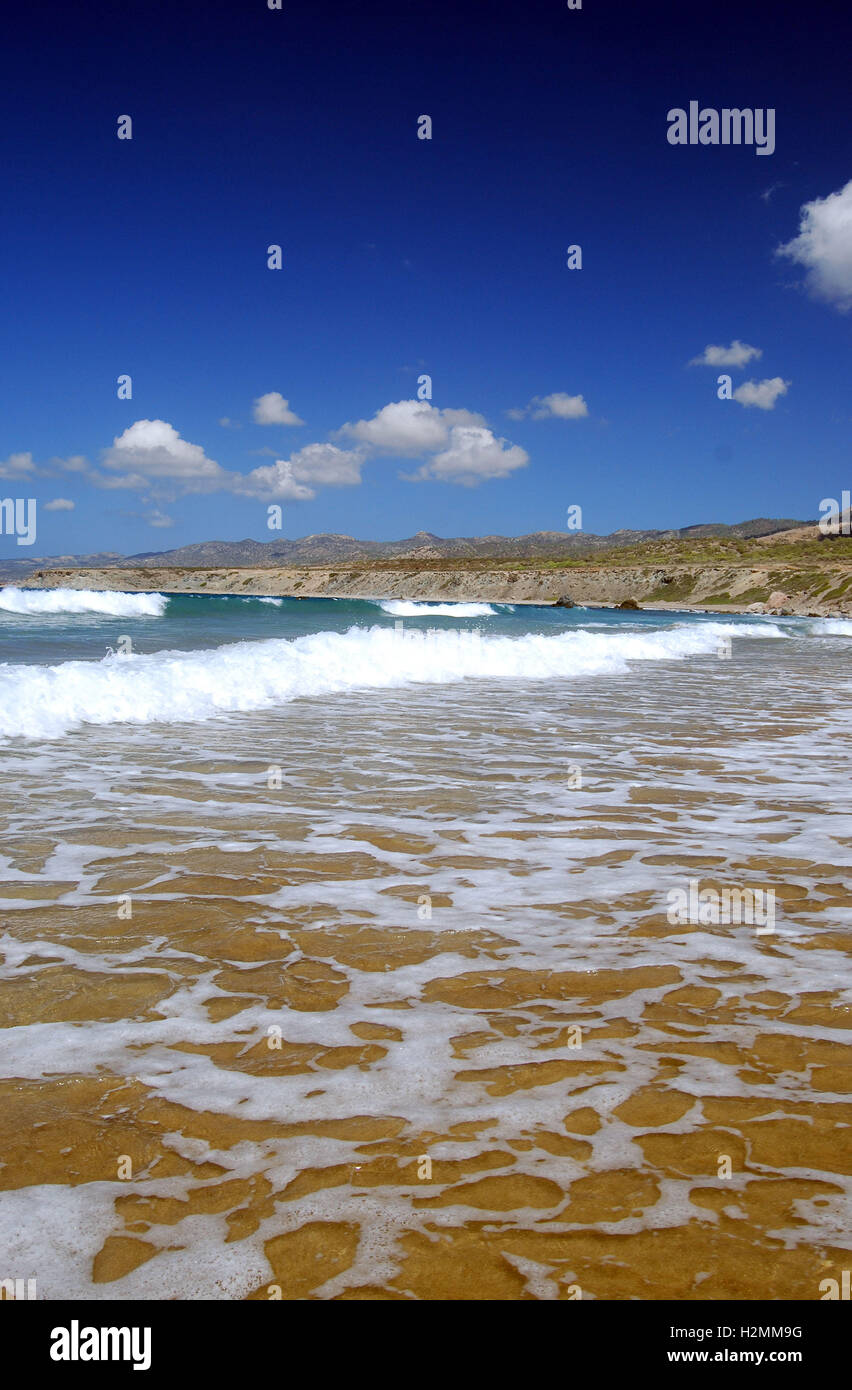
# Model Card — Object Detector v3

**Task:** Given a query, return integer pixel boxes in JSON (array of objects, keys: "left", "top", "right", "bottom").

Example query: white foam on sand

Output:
[{"left": 0, "top": 623, "right": 848, "bottom": 1299}]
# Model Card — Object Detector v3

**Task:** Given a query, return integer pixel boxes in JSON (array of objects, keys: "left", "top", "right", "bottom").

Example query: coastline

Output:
[{"left": 17, "top": 559, "right": 852, "bottom": 617}]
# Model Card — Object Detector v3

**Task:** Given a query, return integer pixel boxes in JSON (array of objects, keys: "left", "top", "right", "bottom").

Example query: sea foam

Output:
[
  {"left": 808, "top": 617, "right": 852, "bottom": 636},
  {"left": 0, "top": 620, "right": 785, "bottom": 741},
  {"left": 376, "top": 600, "right": 497, "bottom": 618},
  {"left": 0, "top": 587, "right": 168, "bottom": 618}
]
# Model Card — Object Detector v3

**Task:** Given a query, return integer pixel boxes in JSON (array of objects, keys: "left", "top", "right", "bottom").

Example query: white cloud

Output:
[
  {"left": 238, "top": 461, "right": 315, "bottom": 502},
  {"left": 340, "top": 399, "right": 484, "bottom": 455},
  {"left": 0, "top": 451, "right": 37, "bottom": 478},
  {"left": 236, "top": 443, "right": 365, "bottom": 501},
  {"left": 218, "top": 417, "right": 240, "bottom": 429},
  {"left": 94, "top": 470, "right": 155, "bottom": 491},
  {"left": 44, "top": 497, "right": 75, "bottom": 511},
  {"left": 777, "top": 179, "right": 852, "bottom": 312},
  {"left": 0, "top": 452, "right": 88, "bottom": 481},
  {"left": 732, "top": 377, "right": 790, "bottom": 410},
  {"left": 406, "top": 425, "right": 529, "bottom": 487},
  {"left": 102, "top": 420, "right": 230, "bottom": 492},
  {"left": 253, "top": 392, "right": 305, "bottom": 426},
  {"left": 288, "top": 443, "right": 364, "bottom": 487},
  {"left": 440, "top": 407, "right": 488, "bottom": 429},
  {"left": 508, "top": 392, "right": 589, "bottom": 420},
  {"left": 532, "top": 392, "right": 589, "bottom": 420},
  {"left": 690, "top": 340, "right": 762, "bottom": 367},
  {"left": 95, "top": 419, "right": 361, "bottom": 503},
  {"left": 342, "top": 400, "right": 528, "bottom": 487},
  {"left": 10, "top": 393, "right": 526, "bottom": 513}
]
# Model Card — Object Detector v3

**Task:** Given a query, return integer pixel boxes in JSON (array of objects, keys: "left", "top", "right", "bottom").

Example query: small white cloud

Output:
[
  {"left": 94, "top": 470, "right": 152, "bottom": 491},
  {"left": 0, "top": 451, "right": 86, "bottom": 480},
  {"left": 509, "top": 393, "right": 589, "bottom": 421},
  {"left": 531, "top": 392, "right": 589, "bottom": 420},
  {"left": 405, "top": 425, "right": 529, "bottom": 487},
  {"left": 777, "top": 178, "right": 852, "bottom": 312},
  {"left": 218, "top": 417, "right": 241, "bottom": 429},
  {"left": 147, "top": 509, "right": 175, "bottom": 527},
  {"left": 253, "top": 392, "right": 305, "bottom": 426},
  {"left": 690, "top": 340, "right": 762, "bottom": 367},
  {"left": 44, "top": 497, "right": 75, "bottom": 511},
  {"left": 236, "top": 460, "right": 315, "bottom": 501},
  {"left": 0, "top": 451, "right": 38, "bottom": 478},
  {"left": 342, "top": 400, "right": 452, "bottom": 454},
  {"left": 732, "top": 377, "right": 790, "bottom": 410},
  {"left": 287, "top": 443, "right": 364, "bottom": 487},
  {"left": 236, "top": 443, "right": 365, "bottom": 501},
  {"left": 55, "top": 455, "right": 90, "bottom": 474}
]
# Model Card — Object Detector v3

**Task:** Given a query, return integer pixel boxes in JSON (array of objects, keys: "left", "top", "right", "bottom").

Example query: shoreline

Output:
[{"left": 16, "top": 559, "right": 852, "bottom": 618}]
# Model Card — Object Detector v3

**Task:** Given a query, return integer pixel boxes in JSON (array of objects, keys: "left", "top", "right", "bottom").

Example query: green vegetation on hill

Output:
[{"left": 483, "top": 534, "right": 848, "bottom": 570}]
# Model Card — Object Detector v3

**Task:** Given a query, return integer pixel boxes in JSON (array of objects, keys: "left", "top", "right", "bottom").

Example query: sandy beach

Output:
[{"left": 1, "top": 593, "right": 849, "bottom": 1299}]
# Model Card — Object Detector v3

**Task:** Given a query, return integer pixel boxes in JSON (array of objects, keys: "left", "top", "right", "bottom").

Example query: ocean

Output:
[{"left": 0, "top": 589, "right": 850, "bottom": 1299}]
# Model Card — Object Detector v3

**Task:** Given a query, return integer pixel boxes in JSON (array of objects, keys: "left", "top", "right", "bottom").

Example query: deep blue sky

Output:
[{"left": 1, "top": 0, "right": 850, "bottom": 557}]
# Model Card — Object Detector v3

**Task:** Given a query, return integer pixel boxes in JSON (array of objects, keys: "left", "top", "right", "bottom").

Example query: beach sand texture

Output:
[{"left": 0, "top": 634, "right": 849, "bottom": 1300}]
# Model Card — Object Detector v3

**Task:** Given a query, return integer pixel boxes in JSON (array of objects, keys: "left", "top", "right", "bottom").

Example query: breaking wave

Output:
[
  {"left": 376, "top": 600, "right": 497, "bottom": 617},
  {"left": 807, "top": 617, "right": 852, "bottom": 636},
  {"left": 0, "top": 587, "right": 168, "bottom": 618},
  {"left": 0, "top": 620, "right": 786, "bottom": 741}
]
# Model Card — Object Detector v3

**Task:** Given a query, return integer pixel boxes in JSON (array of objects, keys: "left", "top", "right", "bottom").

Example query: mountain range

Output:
[{"left": 0, "top": 517, "right": 812, "bottom": 583}]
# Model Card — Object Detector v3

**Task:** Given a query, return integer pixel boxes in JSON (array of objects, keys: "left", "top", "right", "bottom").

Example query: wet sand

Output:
[{"left": 0, "top": 649, "right": 849, "bottom": 1299}]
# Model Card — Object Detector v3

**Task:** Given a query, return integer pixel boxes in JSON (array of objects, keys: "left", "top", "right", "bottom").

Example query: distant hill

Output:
[
  {"left": 0, "top": 519, "right": 812, "bottom": 582},
  {"left": 0, "top": 551, "right": 124, "bottom": 583}
]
